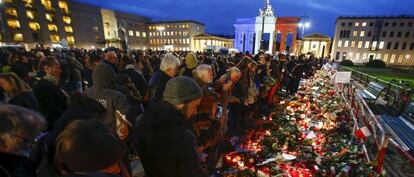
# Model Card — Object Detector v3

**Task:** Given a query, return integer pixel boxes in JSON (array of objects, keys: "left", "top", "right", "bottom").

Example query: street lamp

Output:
[{"left": 298, "top": 16, "right": 311, "bottom": 38}]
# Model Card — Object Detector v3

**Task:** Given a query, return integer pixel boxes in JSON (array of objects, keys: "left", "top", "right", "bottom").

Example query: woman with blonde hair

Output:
[{"left": 0, "top": 72, "right": 38, "bottom": 110}]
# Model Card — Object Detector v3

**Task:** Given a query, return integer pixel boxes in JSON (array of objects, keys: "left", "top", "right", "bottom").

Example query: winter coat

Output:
[
  {"left": 33, "top": 94, "right": 107, "bottom": 177},
  {"left": 122, "top": 65, "right": 148, "bottom": 98},
  {"left": 68, "top": 57, "right": 83, "bottom": 82},
  {"left": 132, "top": 101, "right": 208, "bottom": 177},
  {"left": 147, "top": 70, "right": 171, "bottom": 102},
  {"left": 7, "top": 92, "right": 38, "bottom": 111},
  {"left": 33, "top": 79, "right": 68, "bottom": 131},
  {"left": 11, "top": 62, "right": 31, "bottom": 80},
  {"left": 0, "top": 152, "right": 37, "bottom": 177},
  {"left": 85, "top": 62, "right": 141, "bottom": 132}
]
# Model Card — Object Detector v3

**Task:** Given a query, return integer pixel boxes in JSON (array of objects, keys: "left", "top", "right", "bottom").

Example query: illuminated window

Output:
[
  {"left": 364, "top": 41, "right": 370, "bottom": 49},
  {"left": 355, "top": 53, "right": 360, "bottom": 60},
  {"left": 383, "top": 54, "right": 388, "bottom": 62},
  {"left": 26, "top": 11, "right": 36, "bottom": 20},
  {"left": 360, "top": 31, "right": 365, "bottom": 37},
  {"left": 64, "top": 26, "right": 73, "bottom": 33},
  {"left": 62, "top": 16, "right": 71, "bottom": 24},
  {"left": 50, "top": 35, "right": 60, "bottom": 43},
  {"left": 390, "top": 54, "right": 396, "bottom": 63},
  {"left": 48, "top": 24, "right": 58, "bottom": 32},
  {"left": 398, "top": 55, "right": 403, "bottom": 63},
  {"left": 45, "top": 13, "right": 54, "bottom": 22},
  {"left": 379, "top": 41, "right": 385, "bottom": 49},
  {"left": 353, "top": 31, "right": 358, "bottom": 37},
  {"left": 187, "top": 38, "right": 190, "bottom": 44},
  {"left": 371, "top": 41, "right": 377, "bottom": 50},
  {"left": 23, "top": 0, "right": 34, "bottom": 7},
  {"left": 13, "top": 33, "right": 24, "bottom": 41},
  {"left": 186, "top": 24, "right": 189, "bottom": 28},
  {"left": 337, "top": 40, "right": 342, "bottom": 48},
  {"left": 41, "top": 0, "right": 53, "bottom": 11},
  {"left": 351, "top": 41, "right": 356, "bottom": 48},
  {"left": 5, "top": 8, "right": 18, "bottom": 17},
  {"left": 358, "top": 41, "right": 363, "bottom": 48},
  {"left": 67, "top": 36, "right": 75, "bottom": 44},
  {"left": 355, "top": 22, "right": 359, "bottom": 26},
  {"left": 29, "top": 22, "right": 40, "bottom": 31},
  {"left": 7, "top": 20, "right": 20, "bottom": 29},
  {"left": 136, "top": 31, "right": 140, "bottom": 37},
  {"left": 362, "top": 22, "right": 367, "bottom": 26},
  {"left": 344, "top": 40, "right": 349, "bottom": 48},
  {"left": 142, "top": 32, "right": 146, "bottom": 37},
  {"left": 129, "top": 30, "right": 134, "bottom": 36},
  {"left": 58, "top": 1, "right": 69, "bottom": 14}
]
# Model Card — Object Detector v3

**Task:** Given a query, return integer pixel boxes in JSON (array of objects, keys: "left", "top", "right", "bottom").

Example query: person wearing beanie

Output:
[
  {"left": 132, "top": 76, "right": 208, "bottom": 177},
  {"left": 179, "top": 53, "right": 198, "bottom": 78}
]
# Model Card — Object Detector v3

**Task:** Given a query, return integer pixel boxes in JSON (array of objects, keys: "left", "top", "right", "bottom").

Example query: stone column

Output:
[
  {"left": 291, "top": 31, "right": 297, "bottom": 54},
  {"left": 280, "top": 32, "right": 287, "bottom": 53},
  {"left": 254, "top": 32, "right": 261, "bottom": 54},
  {"left": 245, "top": 32, "right": 251, "bottom": 53},
  {"left": 317, "top": 41, "right": 322, "bottom": 57},
  {"left": 268, "top": 31, "right": 274, "bottom": 54}
]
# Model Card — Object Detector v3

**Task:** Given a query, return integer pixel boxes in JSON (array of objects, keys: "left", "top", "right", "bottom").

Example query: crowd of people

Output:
[{"left": 0, "top": 46, "right": 328, "bottom": 177}]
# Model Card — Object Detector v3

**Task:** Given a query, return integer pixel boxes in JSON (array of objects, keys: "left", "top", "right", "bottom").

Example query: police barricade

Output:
[{"left": 332, "top": 68, "right": 414, "bottom": 176}]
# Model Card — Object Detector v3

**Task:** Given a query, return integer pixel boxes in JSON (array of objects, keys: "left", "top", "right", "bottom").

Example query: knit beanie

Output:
[
  {"left": 163, "top": 76, "right": 203, "bottom": 105},
  {"left": 185, "top": 53, "right": 198, "bottom": 69}
]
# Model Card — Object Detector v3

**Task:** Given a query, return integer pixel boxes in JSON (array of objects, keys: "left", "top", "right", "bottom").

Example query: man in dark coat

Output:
[
  {"left": 132, "top": 76, "right": 208, "bottom": 177},
  {"left": 85, "top": 61, "right": 141, "bottom": 134},
  {"left": 123, "top": 62, "right": 148, "bottom": 98},
  {"left": 33, "top": 57, "right": 68, "bottom": 131},
  {"left": 146, "top": 53, "right": 180, "bottom": 103}
]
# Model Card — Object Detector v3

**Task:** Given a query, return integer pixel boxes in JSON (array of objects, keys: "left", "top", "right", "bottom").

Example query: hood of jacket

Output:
[
  {"left": 185, "top": 53, "right": 198, "bottom": 69},
  {"left": 93, "top": 62, "right": 117, "bottom": 89}
]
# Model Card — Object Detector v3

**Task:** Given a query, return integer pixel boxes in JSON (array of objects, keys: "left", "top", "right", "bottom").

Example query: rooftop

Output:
[
  {"left": 194, "top": 33, "right": 234, "bottom": 40},
  {"left": 302, "top": 33, "right": 331, "bottom": 40},
  {"left": 337, "top": 15, "right": 414, "bottom": 20},
  {"left": 149, "top": 20, "right": 205, "bottom": 26}
]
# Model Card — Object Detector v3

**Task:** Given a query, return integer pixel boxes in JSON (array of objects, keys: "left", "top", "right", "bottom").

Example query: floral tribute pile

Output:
[{"left": 222, "top": 71, "right": 376, "bottom": 177}]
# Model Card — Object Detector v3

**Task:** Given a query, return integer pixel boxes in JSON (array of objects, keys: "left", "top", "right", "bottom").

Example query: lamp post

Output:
[
  {"left": 298, "top": 15, "right": 310, "bottom": 38},
  {"left": 157, "top": 26, "right": 165, "bottom": 50}
]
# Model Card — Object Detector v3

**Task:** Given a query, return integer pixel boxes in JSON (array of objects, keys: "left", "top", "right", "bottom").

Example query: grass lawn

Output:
[{"left": 348, "top": 66, "right": 414, "bottom": 89}]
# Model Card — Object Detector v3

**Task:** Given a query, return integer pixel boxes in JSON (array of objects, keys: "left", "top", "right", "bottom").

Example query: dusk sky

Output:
[{"left": 75, "top": 0, "right": 414, "bottom": 37}]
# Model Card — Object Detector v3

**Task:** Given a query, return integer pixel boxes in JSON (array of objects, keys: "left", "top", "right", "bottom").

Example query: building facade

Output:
[
  {"left": 147, "top": 20, "right": 205, "bottom": 51},
  {"left": 0, "top": 0, "right": 75, "bottom": 48},
  {"left": 193, "top": 33, "right": 233, "bottom": 52},
  {"left": 74, "top": 4, "right": 150, "bottom": 50},
  {"left": 296, "top": 33, "right": 331, "bottom": 58},
  {"left": 332, "top": 16, "right": 414, "bottom": 67},
  {"left": 69, "top": 1, "right": 104, "bottom": 49}
]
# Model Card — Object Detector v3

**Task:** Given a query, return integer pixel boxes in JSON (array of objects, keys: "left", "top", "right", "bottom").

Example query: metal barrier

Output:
[
  {"left": 331, "top": 68, "right": 414, "bottom": 176},
  {"left": 338, "top": 65, "right": 413, "bottom": 115}
]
